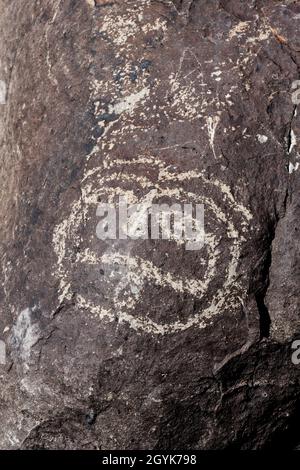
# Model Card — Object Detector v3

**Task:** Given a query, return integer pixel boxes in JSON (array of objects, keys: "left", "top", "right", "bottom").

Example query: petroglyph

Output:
[
  {"left": 50, "top": 0, "right": 255, "bottom": 335},
  {"left": 228, "top": 21, "right": 250, "bottom": 40}
]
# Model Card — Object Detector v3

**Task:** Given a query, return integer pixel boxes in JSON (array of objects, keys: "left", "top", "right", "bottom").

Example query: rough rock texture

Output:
[{"left": 0, "top": 0, "right": 300, "bottom": 450}]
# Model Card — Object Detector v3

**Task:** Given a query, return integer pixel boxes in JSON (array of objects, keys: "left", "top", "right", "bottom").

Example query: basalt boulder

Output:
[{"left": 0, "top": 0, "right": 300, "bottom": 450}]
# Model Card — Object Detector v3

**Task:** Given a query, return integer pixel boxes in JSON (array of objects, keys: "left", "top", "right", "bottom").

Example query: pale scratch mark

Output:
[
  {"left": 171, "top": 48, "right": 189, "bottom": 92},
  {"left": 289, "top": 161, "right": 299, "bottom": 174},
  {"left": 206, "top": 115, "right": 220, "bottom": 159}
]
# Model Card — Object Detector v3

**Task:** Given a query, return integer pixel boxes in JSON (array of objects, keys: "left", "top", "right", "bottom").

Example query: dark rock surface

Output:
[{"left": 0, "top": 0, "right": 300, "bottom": 449}]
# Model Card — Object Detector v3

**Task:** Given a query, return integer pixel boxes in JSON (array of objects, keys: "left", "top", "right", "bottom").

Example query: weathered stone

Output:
[{"left": 0, "top": 0, "right": 299, "bottom": 450}]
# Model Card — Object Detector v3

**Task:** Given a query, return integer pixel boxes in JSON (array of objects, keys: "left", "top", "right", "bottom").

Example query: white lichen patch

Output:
[
  {"left": 289, "top": 130, "right": 297, "bottom": 154},
  {"left": 11, "top": 308, "right": 40, "bottom": 364},
  {"left": 108, "top": 87, "right": 150, "bottom": 116},
  {"left": 289, "top": 162, "right": 299, "bottom": 174},
  {"left": 207, "top": 115, "right": 221, "bottom": 158},
  {"left": 99, "top": 0, "right": 166, "bottom": 54},
  {"left": 257, "top": 134, "right": 268, "bottom": 144},
  {"left": 0, "top": 80, "right": 7, "bottom": 104},
  {"left": 166, "top": 48, "right": 207, "bottom": 121}
]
